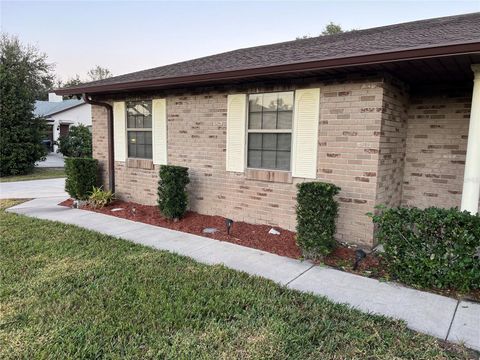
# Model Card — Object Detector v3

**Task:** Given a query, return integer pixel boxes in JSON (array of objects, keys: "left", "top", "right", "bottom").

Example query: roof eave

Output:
[{"left": 55, "top": 42, "right": 480, "bottom": 96}]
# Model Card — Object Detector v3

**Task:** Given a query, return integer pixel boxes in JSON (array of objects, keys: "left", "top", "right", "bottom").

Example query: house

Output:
[
  {"left": 35, "top": 93, "right": 92, "bottom": 152},
  {"left": 56, "top": 13, "right": 480, "bottom": 248}
]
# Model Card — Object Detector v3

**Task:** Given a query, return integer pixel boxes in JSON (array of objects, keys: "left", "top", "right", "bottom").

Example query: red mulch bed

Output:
[
  {"left": 323, "top": 246, "right": 387, "bottom": 277},
  {"left": 58, "top": 198, "right": 480, "bottom": 301},
  {"left": 60, "top": 199, "right": 301, "bottom": 258},
  {"left": 59, "top": 198, "right": 381, "bottom": 272}
]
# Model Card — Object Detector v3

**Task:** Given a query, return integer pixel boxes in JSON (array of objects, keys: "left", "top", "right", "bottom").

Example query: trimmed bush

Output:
[
  {"left": 157, "top": 165, "right": 190, "bottom": 220},
  {"left": 371, "top": 207, "right": 480, "bottom": 291},
  {"left": 57, "top": 124, "right": 92, "bottom": 158},
  {"left": 65, "top": 157, "right": 98, "bottom": 200},
  {"left": 296, "top": 182, "right": 341, "bottom": 258}
]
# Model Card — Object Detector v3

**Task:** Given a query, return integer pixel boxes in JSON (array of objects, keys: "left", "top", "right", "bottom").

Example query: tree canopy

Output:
[
  {"left": 0, "top": 34, "right": 53, "bottom": 175},
  {"left": 321, "top": 22, "right": 344, "bottom": 35},
  {"left": 87, "top": 65, "right": 112, "bottom": 81},
  {"left": 59, "top": 65, "right": 113, "bottom": 88},
  {"left": 296, "top": 22, "right": 349, "bottom": 40},
  {"left": 61, "top": 75, "right": 83, "bottom": 88}
]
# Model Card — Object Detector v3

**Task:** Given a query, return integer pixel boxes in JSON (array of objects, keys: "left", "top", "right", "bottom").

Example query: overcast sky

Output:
[{"left": 1, "top": 1, "right": 479, "bottom": 82}]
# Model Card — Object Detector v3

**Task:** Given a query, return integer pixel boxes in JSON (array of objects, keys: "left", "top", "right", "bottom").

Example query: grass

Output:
[
  {"left": 0, "top": 168, "right": 65, "bottom": 183},
  {"left": 0, "top": 200, "right": 473, "bottom": 359}
]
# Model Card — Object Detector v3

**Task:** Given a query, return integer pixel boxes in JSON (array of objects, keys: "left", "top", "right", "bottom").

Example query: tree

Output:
[
  {"left": 296, "top": 22, "right": 346, "bottom": 40},
  {"left": 321, "top": 22, "right": 344, "bottom": 35},
  {"left": 87, "top": 65, "right": 112, "bottom": 81},
  {"left": 57, "top": 124, "right": 92, "bottom": 157},
  {"left": 56, "top": 75, "right": 83, "bottom": 100},
  {"left": 62, "top": 74, "right": 83, "bottom": 88},
  {"left": 57, "top": 66, "right": 112, "bottom": 90},
  {"left": 0, "top": 34, "right": 53, "bottom": 176}
]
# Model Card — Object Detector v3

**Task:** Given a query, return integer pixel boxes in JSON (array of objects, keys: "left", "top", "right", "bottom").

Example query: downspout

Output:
[{"left": 82, "top": 94, "right": 115, "bottom": 192}]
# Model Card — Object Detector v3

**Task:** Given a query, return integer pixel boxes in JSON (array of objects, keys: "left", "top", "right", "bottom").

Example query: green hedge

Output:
[
  {"left": 371, "top": 207, "right": 480, "bottom": 291},
  {"left": 65, "top": 157, "right": 98, "bottom": 200},
  {"left": 296, "top": 182, "right": 341, "bottom": 257},
  {"left": 157, "top": 165, "right": 190, "bottom": 220},
  {"left": 57, "top": 124, "right": 92, "bottom": 158}
]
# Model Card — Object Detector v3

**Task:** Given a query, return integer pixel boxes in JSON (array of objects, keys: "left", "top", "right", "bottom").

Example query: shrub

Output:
[
  {"left": 88, "top": 186, "right": 115, "bottom": 209},
  {"left": 157, "top": 165, "right": 190, "bottom": 220},
  {"left": 57, "top": 124, "right": 92, "bottom": 157},
  {"left": 296, "top": 182, "right": 341, "bottom": 258},
  {"left": 370, "top": 206, "right": 480, "bottom": 291},
  {"left": 65, "top": 157, "right": 98, "bottom": 200},
  {"left": 0, "top": 35, "right": 50, "bottom": 176}
]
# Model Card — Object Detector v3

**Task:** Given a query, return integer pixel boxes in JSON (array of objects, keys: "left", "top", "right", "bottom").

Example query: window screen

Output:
[
  {"left": 247, "top": 92, "right": 293, "bottom": 170},
  {"left": 126, "top": 100, "right": 152, "bottom": 159}
]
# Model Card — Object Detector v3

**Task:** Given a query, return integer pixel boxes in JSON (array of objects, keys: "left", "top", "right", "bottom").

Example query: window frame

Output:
[
  {"left": 246, "top": 91, "right": 295, "bottom": 172},
  {"left": 125, "top": 100, "right": 153, "bottom": 160}
]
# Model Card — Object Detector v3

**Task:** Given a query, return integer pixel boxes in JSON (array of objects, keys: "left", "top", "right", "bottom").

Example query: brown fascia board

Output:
[{"left": 55, "top": 42, "right": 480, "bottom": 96}]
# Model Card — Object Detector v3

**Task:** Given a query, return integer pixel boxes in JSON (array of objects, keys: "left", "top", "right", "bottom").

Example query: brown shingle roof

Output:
[{"left": 58, "top": 12, "right": 480, "bottom": 94}]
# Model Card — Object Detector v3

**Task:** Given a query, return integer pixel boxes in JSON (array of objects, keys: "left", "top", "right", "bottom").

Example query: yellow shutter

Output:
[
  {"left": 152, "top": 98, "right": 167, "bottom": 165},
  {"left": 226, "top": 94, "right": 247, "bottom": 172},
  {"left": 292, "top": 88, "right": 320, "bottom": 179},
  {"left": 113, "top": 101, "right": 126, "bottom": 162}
]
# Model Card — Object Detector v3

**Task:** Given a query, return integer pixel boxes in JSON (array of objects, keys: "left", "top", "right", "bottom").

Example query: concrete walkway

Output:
[
  {"left": 6, "top": 196, "right": 480, "bottom": 352},
  {"left": 0, "top": 178, "right": 67, "bottom": 199}
]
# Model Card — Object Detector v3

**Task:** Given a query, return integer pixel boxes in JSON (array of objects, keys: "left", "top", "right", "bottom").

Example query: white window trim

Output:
[
  {"left": 245, "top": 91, "right": 295, "bottom": 172},
  {"left": 125, "top": 100, "right": 153, "bottom": 160}
]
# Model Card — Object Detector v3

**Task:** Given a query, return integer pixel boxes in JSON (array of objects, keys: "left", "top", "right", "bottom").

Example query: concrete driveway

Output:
[
  {"left": 36, "top": 153, "right": 65, "bottom": 168},
  {"left": 0, "top": 178, "right": 68, "bottom": 199}
]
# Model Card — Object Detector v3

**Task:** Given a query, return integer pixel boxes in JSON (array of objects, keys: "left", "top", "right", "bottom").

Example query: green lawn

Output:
[
  {"left": 0, "top": 167, "right": 65, "bottom": 183},
  {"left": 0, "top": 200, "right": 472, "bottom": 359}
]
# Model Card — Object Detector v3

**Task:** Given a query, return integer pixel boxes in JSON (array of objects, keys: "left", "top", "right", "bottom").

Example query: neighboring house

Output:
[
  {"left": 35, "top": 93, "right": 92, "bottom": 152},
  {"left": 56, "top": 13, "right": 480, "bottom": 248}
]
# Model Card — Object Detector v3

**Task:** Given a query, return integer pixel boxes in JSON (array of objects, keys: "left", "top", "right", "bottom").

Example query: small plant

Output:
[
  {"left": 88, "top": 186, "right": 115, "bottom": 209},
  {"left": 57, "top": 124, "right": 92, "bottom": 157},
  {"left": 370, "top": 206, "right": 480, "bottom": 292},
  {"left": 296, "top": 182, "right": 341, "bottom": 258},
  {"left": 157, "top": 165, "right": 190, "bottom": 220},
  {"left": 65, "top": 157, "right": 98, "bottom": 200}
]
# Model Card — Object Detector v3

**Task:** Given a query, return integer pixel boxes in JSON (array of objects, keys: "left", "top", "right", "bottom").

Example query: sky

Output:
[{"left": 1, "top": 0, "right": 479, "bottom": 82}]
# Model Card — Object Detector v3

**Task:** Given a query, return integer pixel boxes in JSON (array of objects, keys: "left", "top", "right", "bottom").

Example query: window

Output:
[
  {"left": 126, "top": 100, "right": 152, "bottom": 159},
  {"left": 247, "top": 92, "right": 293, "bottom": 170}
]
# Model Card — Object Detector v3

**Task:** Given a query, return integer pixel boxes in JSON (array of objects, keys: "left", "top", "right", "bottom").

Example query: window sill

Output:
[
  {"left": 127, "top": 158, "right": 154, "bottom": 170},
  {"left": 245, "top": 168, "right": 292, "bottom": 184}
]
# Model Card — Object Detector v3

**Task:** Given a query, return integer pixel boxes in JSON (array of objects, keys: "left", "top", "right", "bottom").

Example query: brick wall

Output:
[
  {"left": 375, "top": 77, "right": 409, "bottom": 208},
  {"left": 114, "top": 162, "right": 159, "bottom": 204},
  {"left": 315, "top": 80, "right": 385, "bottom": 245},
  {"left": 92, "top": 76, "right": 475, "bottom": 248},
  {"left": 91, "top": 105, "right": 110, "bottom": 188},
  {"left": 166, "top": 88, "right": 299, "bottom": 231},
  {"left": 91, "top": 77, "right": 391, "bottom": 247},
  {"left": 166, "top": 79, "right": 385, "bottom": 247},
  {"left": 402, "top": 88, "right": 472, "bottom": 208}
]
